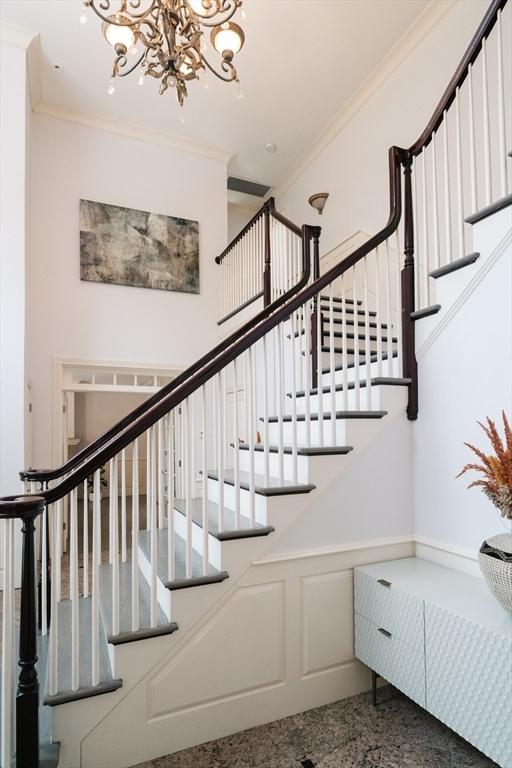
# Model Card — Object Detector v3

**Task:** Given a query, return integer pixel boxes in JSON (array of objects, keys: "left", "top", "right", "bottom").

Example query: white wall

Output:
[
  {"left": 413, "top": 238, "right": 512, "bottom": 554},
  {"left": 29, "top": 114, "right": 227, "bottom": 468},
  {"left": 227, "top": 204, "right": 255, "bottom": 242},
  {"left": 0, "top": 42, "right": 29, "bottom": 497},
  {"left": 276, "top": 0, "right": 488, "bottom": 255}
]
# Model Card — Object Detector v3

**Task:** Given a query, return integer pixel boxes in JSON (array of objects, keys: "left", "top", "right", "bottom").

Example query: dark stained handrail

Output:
[
  {"left": 408, "top": 0, "right": 507, "bottom": 157},
  {"left": 35, "top": 145, "right": 402, "bottom": 505}
]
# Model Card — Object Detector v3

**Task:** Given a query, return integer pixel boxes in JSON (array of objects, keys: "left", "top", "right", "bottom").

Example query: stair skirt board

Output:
[
  {"left": 465, "top": 192, "right": 512, "bottom": 225},
  {"left": 291, "top": 377, "right": 412, "bottom": 399},
  {"left": 206, "top": 468, "right": 315, "bottom": 496},
  {"left": 43, "top": 598, "right": 123, "bottom": 707},
  {"left": 173, "top": 497, "right": 275, "bottom": 540},
  {"left": 429, "top": 252, "right": 479, "bottom": 279},
  {"left": 411, "top": 305, "right": 441, "bottom": 321},
  {"left": 98, "top": 562, "right": 179, "bottom": 645},
  {"left": 138, "top": 528, "right": 229, "bottom": 590}
]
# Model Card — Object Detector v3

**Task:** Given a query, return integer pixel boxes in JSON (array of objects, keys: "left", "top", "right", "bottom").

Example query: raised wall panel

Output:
[
  {"left": 301, "top": 570, "right": 354, "bottom": 677},
  {"left": 148, "top": 581, "right": 285, "bottom": 718}
]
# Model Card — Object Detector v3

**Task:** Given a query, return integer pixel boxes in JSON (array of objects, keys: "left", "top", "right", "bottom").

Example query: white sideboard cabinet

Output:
[{"left": 354, "top": 557, "right": 512, "bottom": 767}]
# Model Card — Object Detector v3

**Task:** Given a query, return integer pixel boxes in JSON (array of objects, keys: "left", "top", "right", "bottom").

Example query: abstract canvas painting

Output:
[{"left": 79, "top": 199, "right": 199, "bottom": 294}]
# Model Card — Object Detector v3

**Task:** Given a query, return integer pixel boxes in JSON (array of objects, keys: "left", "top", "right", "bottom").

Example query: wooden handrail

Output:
[
  {"left": 30, "top": 145, "right": 401, "bottom": 505},
  {"left": 215, "top": 196, "right": 301, "bottom": 265},
  {"left": 408, "top": 0, "right": 507, "bottom": 157}
]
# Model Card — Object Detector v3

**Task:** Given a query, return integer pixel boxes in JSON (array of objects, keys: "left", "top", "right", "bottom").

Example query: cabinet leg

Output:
[{"left": 372, "top": 670, "right": 378, "bottom": 707}]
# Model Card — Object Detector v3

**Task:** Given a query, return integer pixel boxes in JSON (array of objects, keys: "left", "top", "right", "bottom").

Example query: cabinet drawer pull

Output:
[
  {"left": 377, "top": 578, "right": 391, "bottom": 588},
  {"left": 378, "top": 627, "right": 392, "bottom": 638}
]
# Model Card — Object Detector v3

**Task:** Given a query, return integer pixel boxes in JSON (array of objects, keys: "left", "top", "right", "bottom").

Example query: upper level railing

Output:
[
  {"left": 405, "top": 0, "right": 511, "bottom": 313},
  {"left": 0, "top": 2, "right": 509, "bottom": 765},
  {"left": 216, "top": 197, "right": 314, "bottom": 325}
]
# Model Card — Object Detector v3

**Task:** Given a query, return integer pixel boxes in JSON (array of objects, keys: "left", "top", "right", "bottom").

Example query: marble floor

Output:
[{"left": 134, "top": 687, "right": 497, "bottom": 768}]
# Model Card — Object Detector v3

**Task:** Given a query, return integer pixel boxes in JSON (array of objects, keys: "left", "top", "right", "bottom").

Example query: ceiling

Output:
[{"left": 1, "top": 0, "right": 431, "bottom": 201}]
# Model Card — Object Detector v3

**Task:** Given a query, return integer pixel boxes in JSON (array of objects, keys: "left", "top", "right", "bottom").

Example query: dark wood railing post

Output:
[
  {"left": 16, "top": 500, "right": 43, "bottom": 768},
  {"left": 263, "top": 203, "right": 271, "bottom": 306},
  {"left": 309, "top": 226, "right": 322, "bottom": 389},
  {"left": 401, "top": 154, "right": 418, "bottom": 420}
]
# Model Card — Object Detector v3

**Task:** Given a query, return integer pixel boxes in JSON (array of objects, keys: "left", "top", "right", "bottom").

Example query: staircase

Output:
[{"left": 1, "top": 1, "right": 511, "bottom": 766}]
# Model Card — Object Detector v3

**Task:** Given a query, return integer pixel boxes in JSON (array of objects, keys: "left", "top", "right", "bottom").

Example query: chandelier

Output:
[{"left": 82, "top": 0, "right": 245, "bottom": 106}]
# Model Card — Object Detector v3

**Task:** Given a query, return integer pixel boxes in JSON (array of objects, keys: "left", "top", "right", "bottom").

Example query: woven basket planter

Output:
[{"left": 479, "top": 533, "right": 512, "bottom": 613}]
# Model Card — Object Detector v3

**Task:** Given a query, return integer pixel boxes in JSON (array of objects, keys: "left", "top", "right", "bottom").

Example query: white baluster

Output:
[
  {"left": 166, "top": 416, "right": 175, "bottom": 584},
  {"left": 497, "top": 10, "right": 508, "bottom": 197},
  {"left": 276, "top": 325, "right": 285, "bottom": 479},
  {"left": 421, "top": 148, "right": 430, "bottom": 306},
  {"left": 1, "top": 519, "right": 14, "bottom": 767},
  {"left": 329, "top": 284, "right": 337, "bottom": 442},
  {"left": 363, "top": 254, "right": 372, "bottom": 411},
  {"left": 375, "top": 244, "right": 382, "bottom": 377},
  {"left": 341, "top": 275, "right": 349, "bottom": 412},
  {"left": 394, "top": 229, "right": 403, "bottom": 378},
  {"left": 303, "top": 301, "right": 312, "bottom": 448},
  {"left": 262, "top": 340, "right": 270, "bottom": 485},
  {"left": 233, "top": 358, "right": 241, "bottom": 525},
  {"left": 316, "top": 297, "right": 324, "bottom": 445},
  {"left": 431, "top": 131, "right": 441, "bottom": 269},
  {"left": 70, "top": 488, "right": 79, "bottom": 690},
  {"left": 121, "top": 449, "right": 127, "bottom": 561},
  {"left": 442, "top": 113, "right": 452, "bottom": 264},
  {"left": 468, "top": 63, "right": 478, "bottom": 213},
  {"left": 91, "top": 471, "right": 101, "bottom": 685},
  {"left": 352, "top": 266, "right": 360, "bottom": 410},
  {"left": 201, "top": 390, "right": 209, "bottom": 573},
  {"left": 41, "top": 503, "right": 48, "bottom": 635},
  {"left": 385, "top": 244, "right": 393, "bottom": 378},
  {"left": 132, "top": 439, "right": 140, "bottom": 631},
  {"left": 146, "top": 430, "right": 152, "bottom": 531},
  {"left": 218, "top": 373, "right": 225, "bottom": 532},
  {"left": 482, "top": 36, "right": 492, "bottom": 206},
  {"left": 455, "top": 89, "right": 466, "bottom": 259},
  {"left": 290, "top": 313, "right": 299, "bottom": 478},
  {"left": 157, "top": 421, "right": 164, "bottom": 530},
  {"left": 111, "top": 458, "right": 120, "bottom": 637},
  {"left": 149, "top": 426, "right": 158, "bottom": 626},
  {"left": 82, "top": 480, "right": 89, "bottom": 598},
  {"left": 248, "top": 346, "right": 256, "bottom": 525}
]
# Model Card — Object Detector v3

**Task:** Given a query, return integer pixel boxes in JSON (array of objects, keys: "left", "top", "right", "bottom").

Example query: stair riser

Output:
[
  {"left": 237, "top": 449, "right": 311, "bottom": 483},
  {"left": 173, "top": 509, "right": 222, "bottom": 570},
  {"left": 320, "top": 356, "right": 401, "bottom": 387},
  {"left": 266, "top": 417, "right": 382, "bottom": 447},
  {"left": 317, "top": 345, "right": 397, "bottom": 370},
  {"left": 299, "top": 385, "right": 408, "bottom": 416},
  {"left": 206, "top": 477, "right": 269, "bottom": 522},
  {"left": 137, "top": 544, "right": 173, "bottom": 621}
]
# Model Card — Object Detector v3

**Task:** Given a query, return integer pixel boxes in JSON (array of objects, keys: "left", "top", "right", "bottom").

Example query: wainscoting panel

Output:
[{"left": 301, "top": 570, "right": 354, "bottom": 678}]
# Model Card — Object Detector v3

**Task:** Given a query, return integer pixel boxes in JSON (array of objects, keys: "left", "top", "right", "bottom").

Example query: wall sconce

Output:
[{"left": 308, "top": 192, "right": 329, "bottom": 215}]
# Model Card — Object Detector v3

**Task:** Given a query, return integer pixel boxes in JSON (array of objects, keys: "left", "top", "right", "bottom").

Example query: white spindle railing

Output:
[{"left": 412, "top": 1, "right": 512, "bottom": 311}]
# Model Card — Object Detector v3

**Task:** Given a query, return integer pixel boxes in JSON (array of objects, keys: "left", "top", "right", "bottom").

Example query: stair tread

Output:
[
  {"left": 263, "top": 410, "right": 387, "bottom": 423},
  {"left": 207, "top": 468, "right": 315, "bottom": 496},
  {"left": 237, "top": 443, "right": 353, "bottom": 456},
  {"left": 43, "top": 597, "right": 122, "bottom": 706},
  {"left": 138, "top": 529, "right": 229, "bottom": 590},
  {"left": 465, "top": 192, "right": 512, "bottom": 225},
  {"left": 411, "top": 304, "right": 441, "bottom": 321},
  {"left": 318, "top": 344, "right": 397, "bottom": 355},
  {"left": 322, "top": 350, "right": 398, "bottom": 374},
  {"left": 99, "top": 561, "right": 178, "bottom": 644},
  {"left": 429, "top": 252, "right": 479, "bottom": 279},
  {"left": 319, "top": 295, "right": 361, "bottom": 305},
  {"left": 300, "top": 305, "right": 377, "bottom": 318},
  {"left": 291, "top": 377, "right": 412, "bottom": 399},
  {"left": 173, "top": 497, "right": 274, "bottom": 540},
  {"left": 291, "top": 329, "right": 397, "bottom": 342}
]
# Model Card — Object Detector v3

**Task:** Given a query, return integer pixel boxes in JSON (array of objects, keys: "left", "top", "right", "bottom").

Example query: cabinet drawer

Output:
[
  {"left": 355, "top": 613, "right": 426, "bottom": 708},
  {"left": 354, "top": 569, "right": 424, "bottom": 650}
]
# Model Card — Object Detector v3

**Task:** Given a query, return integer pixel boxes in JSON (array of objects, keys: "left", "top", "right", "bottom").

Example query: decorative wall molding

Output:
[
  {"left": 417, "top": 229, "right": 512, "bottom": 360},
  {"left": 34, "top": 102, "right": 233, "bottom": 164},
  {"left": 272, "top": 0, "right": 456, "bottom": 200},
  {"left": 254, "top": 535, "right": 414, "bottom": 566}
]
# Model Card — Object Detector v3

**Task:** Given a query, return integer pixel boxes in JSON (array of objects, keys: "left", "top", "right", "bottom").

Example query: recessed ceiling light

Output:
[
  {"left": 264, "top": 142, "right": 277, "bottom": 153},
  {"left": 52, "top": 62, "right": 64, "bottom": 72}
]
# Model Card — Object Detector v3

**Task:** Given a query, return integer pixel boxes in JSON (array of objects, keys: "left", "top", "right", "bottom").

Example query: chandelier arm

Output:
[
  {"left": 115, "top": 51, "right": 146, "bottom": 77},
  {"left": 181, "top": 0, "right": 240, "bottom": 24},
  {"left": 201, "top": 53, "right": 237, "bottom": 82},
  {"left": 87, "top": 0, "right": 157, "bottom": 24}
]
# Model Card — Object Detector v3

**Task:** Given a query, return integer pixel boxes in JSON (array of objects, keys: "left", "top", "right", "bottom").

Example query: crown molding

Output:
[
  {"left": 0, "top": 20, "right": 36, "bottom": 49},
  {"left": 272, "top": 0, "right": 456, "bottom": 200},
  {"left": 33, "top": 101, "right": 233, "bottom": 164}
]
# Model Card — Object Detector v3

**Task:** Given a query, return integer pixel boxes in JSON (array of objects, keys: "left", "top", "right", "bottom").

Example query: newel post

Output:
[
  {"left": 309, "top": 225, "right": 322, "bottom": 389},
  {"left": 263, "top": 202, "right": 271, "bottom": 306},
  {"left": 401, "top": 155, "right": 418, "bottom": 420},
  {"left": 15, "top": 496, "right": 45, "bottom": 768}
]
